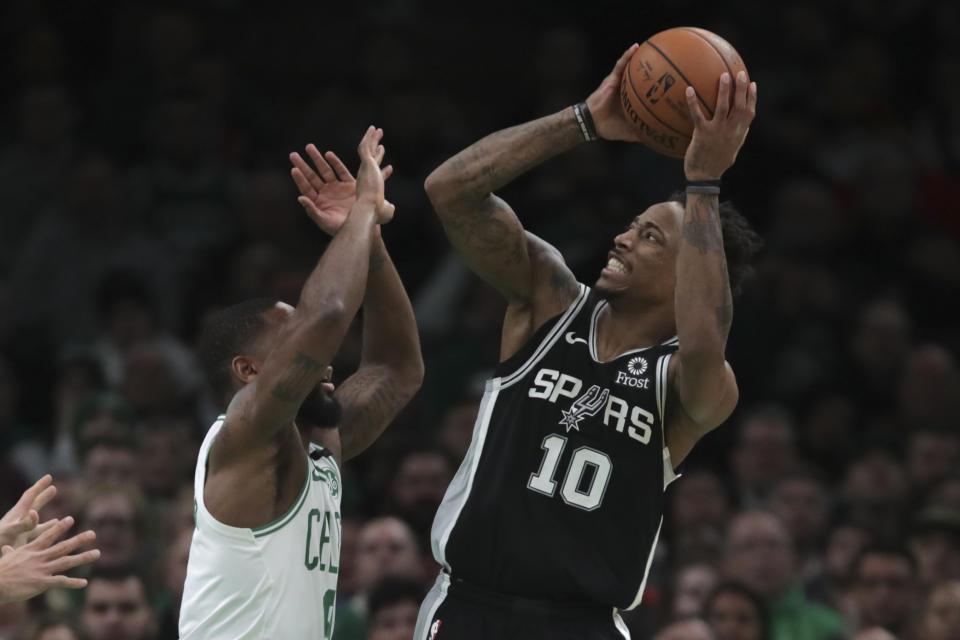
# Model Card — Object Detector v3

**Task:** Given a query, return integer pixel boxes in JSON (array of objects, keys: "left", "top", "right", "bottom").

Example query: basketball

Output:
[{"left": 620, "top": 27, "right": 749, "bottom": 158}]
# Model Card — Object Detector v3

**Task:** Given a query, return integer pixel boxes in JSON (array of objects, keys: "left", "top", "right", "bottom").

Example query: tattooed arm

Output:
[
  {"left": 331, "top": 236, "right": 424, "bottom": 462},
  {"left": 225, "top": 127, "right": 392, "bottom": 446},
  {"left": 667, "top": 72, "right": 757, "bottom": 465}
]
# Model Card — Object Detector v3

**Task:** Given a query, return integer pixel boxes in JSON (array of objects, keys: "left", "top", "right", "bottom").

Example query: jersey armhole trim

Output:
[
  {"left": 251, "top": 475, "right": 310, "bottom": 537},
  {"left": 309, "top": 441, "right": 342, "bottom": 480},
  {"left": 655, "top": 354, "right": 679, "bottom": 489},
  {"left": 499, "top": 284, "right": 589, "bottom": 388}
]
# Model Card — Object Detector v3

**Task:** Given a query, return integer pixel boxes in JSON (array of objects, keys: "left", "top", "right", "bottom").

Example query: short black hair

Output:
[
  {"left": 668, "top": 191, "right": 764, "bottom": 297},
  {"left": 197, "top": 297, "right": 280, "bottom": 402},
  {"left": 368, "top": 576, "right": 428, "bottom": 620},
  {"left": 704, "top": 581, "right": 771, "bottom": 640}
]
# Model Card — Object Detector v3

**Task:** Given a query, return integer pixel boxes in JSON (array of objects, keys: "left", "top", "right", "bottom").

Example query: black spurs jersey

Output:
[{"left": 429, "top": 284, "right": 681, "bottom": 610}]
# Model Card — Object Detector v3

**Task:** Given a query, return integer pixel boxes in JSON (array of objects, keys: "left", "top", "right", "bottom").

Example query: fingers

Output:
[
  {"left": 714, "top": 72, "right": 731, "bottom": 120},
  {"left": 26, "top": 517, "right": 60, "bottom": 543},
  {"left": 14, "top": 475, "right": 52, "bottom": 512},
  {"left": 49, "top": 547, "right": 101, "bottom": 574},
  {"left": 33, "top": 516, "right": 73, "bottom": 549},
  {"left": 10, "top": 510, "right": 39, "bottom": 537},
  {"left": 734, "top": 71, "right": 748, "bottom": 114},
  {"left": 357, "top": 126, "right": 383, "bottom": 157},
  {"left": 52, "top": 575, "right": 89, "bottom": 590},
  {"left": 685, "top": 86, "right": 707, "bottom": 128},
  {"left": 297, "top": 195, "right": 321, "bottom": 217},
  {"left": 31, "top": 485, "right": 57, "bottom": 514},
  {"left": 324, "top": 152, "right": 353, "bottom": 181},
  {"left": 1, "top": 545, "right": 13, "bottom": 556},
  {"left": 612, "top": 43, "right": 639, "bottom": 77},
  {"left": 382, "top": 165, "right": 394, "bottom": 181},
  {"left": 747, "top": 81, "right": 758, "bottom": 118},
  {"left": 47, "top": 529, "right": 96, "bottom": 559},
  {"left": 290, "top": 167, "right": 315, "bottom": 199},
  {"left": 305, "top": 144, "right": 336, "bottom": 183}
]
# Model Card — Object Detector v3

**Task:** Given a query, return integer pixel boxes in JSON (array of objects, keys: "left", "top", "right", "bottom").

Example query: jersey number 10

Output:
[{"left": 527, "top": 434, "right": 612, "bottom": 511}]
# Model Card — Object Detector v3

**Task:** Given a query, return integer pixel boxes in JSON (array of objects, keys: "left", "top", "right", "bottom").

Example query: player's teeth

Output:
[{"left": 607, "top": 258, "right": 626, "bottom": 273}]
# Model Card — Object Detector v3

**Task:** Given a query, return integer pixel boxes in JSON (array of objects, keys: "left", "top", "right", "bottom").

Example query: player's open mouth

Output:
[{"left": 605, "top": 255, "right": 629, "bottom": 274}]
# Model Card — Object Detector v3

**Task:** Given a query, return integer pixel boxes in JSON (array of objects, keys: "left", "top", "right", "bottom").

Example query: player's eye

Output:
[{"left": 644, "top": 232, "right": 657, "bottom": 243}]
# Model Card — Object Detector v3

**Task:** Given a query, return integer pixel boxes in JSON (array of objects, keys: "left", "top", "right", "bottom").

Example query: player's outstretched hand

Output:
[
  {"left": 290, "top": 143, "right": 393, "bottom": 236},
  {"left": 356, "top": 126, "right": 395, "bottom": 225},
  {"left": 0, "top": 516, "right": 99, "bottom": 604},
  {"left": 0, "top": 475, "right": 57, "bottom": 549},
  {"left": 585, "top": 43, "right": 643, "bottom": 142},
  {"left": 683, "top": 71, "right": 757, "bottom": 180}
]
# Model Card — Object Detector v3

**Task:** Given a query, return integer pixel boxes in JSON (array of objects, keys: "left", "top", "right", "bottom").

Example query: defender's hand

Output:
[
  {"left": 683, "top": 71, "right": 757, "bottom": 180},
  {"left": 290, "top": 145, "right": 393, "bottom": 236},
  {"left": 356, "top": 126, "right": 395, "bottom": 225},
  {"left": 585, "top": 43, "right": 643, "bottom": 143},
  {"left": 0, "top": 475, "right": 57, "bottom": 549},
  {"left": 0, "top": 517, "right": 99, "bottom": 603}
]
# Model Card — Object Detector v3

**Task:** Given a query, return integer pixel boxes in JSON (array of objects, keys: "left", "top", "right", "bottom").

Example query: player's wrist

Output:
[{"left": 572, "top": 102, "right": 599, "bottom": 142}]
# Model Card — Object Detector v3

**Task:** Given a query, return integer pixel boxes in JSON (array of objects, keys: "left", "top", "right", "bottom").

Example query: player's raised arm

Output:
[
  {"left": 228, "top": 127, "right": 394, "bottom": 441},
  {"left": 421, "top": 48, "right": 645, "bottom": 311},
  {"left": 290, "top": 147, "right": 424, "bottom": 462},
  {"left": 668, "top": 72, "right": 757, "bottom": 462}
]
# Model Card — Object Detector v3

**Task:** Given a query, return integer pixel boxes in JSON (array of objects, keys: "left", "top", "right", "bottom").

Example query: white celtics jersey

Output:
[{"left": 179, "top": 416, "right": 342, "bottom": 639}]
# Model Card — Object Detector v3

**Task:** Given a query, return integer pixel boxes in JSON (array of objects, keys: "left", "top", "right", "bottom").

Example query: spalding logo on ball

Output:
[{"left": 620, "top": 27, "right": 748, "bottom": 158}]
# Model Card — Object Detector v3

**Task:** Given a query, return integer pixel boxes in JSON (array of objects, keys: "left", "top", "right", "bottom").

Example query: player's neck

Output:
[{"left": 596, "top": 299, "right": 675, "bottom": 361}]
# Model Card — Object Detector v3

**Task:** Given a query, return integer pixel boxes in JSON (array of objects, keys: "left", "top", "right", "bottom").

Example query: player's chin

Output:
[{"left": 594, "top": 273, "right": 625, "bottom": 298}]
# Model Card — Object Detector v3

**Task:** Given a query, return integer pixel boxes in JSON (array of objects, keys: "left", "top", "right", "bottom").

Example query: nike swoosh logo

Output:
[{"left": 565, "top": 332, "right": 588, "bottom": 346}]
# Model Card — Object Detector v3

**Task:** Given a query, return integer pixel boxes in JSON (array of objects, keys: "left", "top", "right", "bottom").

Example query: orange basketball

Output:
[{"left": 620, "top": 27, "right": 748, "bottom": 158}]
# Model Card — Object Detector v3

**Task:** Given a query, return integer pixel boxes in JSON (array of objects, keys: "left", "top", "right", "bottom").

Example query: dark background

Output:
[{"left": 1, "top": 1, "right": 959, "bottom": 639}]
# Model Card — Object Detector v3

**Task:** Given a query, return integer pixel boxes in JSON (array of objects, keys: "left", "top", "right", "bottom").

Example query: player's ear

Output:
[{"left": 232, "top": 355, "right": 259, "bottom": 386}]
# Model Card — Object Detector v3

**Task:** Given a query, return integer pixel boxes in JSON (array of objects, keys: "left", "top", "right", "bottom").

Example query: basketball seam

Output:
[
  {"left": 675, "top": 28, "right": 735, "bottom": 79},
  {"left": 643, "top": 38, "right": 714, "bottom": 118},
  {"left": 626, "top": 63, "right": 693, "bottom": 138}
]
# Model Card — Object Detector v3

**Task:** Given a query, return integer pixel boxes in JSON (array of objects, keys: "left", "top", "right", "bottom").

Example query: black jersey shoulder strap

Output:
[{"left": 494, "top": 284, "right": 590, "bottom": 386}]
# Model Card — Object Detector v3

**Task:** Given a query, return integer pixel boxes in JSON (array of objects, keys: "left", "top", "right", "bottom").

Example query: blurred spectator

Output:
[
  {"left": 136, "top": 413, "right": 198, "bottom": 500},
  {"left": 437, "top": 398, "right": 480, "bottom": 463},
  {"left": 335, "top": 517, "right": 424, "bottom": 640},
  {"left": 80, "top": 435, "right": 139, "bottom": 488},
  {"left": 16, "top": 613, "right": 82, "bottom": 640},
  {"left": 703, "top": 582, "right": 770, "bottom": 640},
  {"left": 898, "top": 345, "right": 960, "bottom": 433},
  {"left": 850, "top": 629, "right": 896, "bottom": 640},
  {"left": 815, "top": 518, "right": 873, "bottom": 613},
  {"left": 906, "top": 507, "right": 960, "bottom": 588},
  {"left": 382, "top": 447, "right": 454, "bottom": 544},
  {"left": 654, "top": 618, "right": 715, "bottom": 640},
  {"left": 722, "top": 510, "right": 844, "bottom": 640},
  {"left": 79, "top": 485, "right": 146, "bottom": 571},
  {"left": 670, "top": 562, "right": 720, "bottom": 620},
  {"left": 768, "top": 468, "right": 829, "bottom": 581},
  {"left": 915, "top": 580, "right": 960, "bottom": 640},
  {"left": 849, "top": 546, "right": 917, "bottom": 637},
  {"left": 0, "top": 601, "right": 27, "bottom": 639},
  {"left": 730, "top": 406, "right": 797, "bottom": 506},
  {"left": 905, "top": 428, "right": 960, "bottom": 498},
  {"left": 666, "top": 469, "right": 733, "bottom": 562},
  {"left": 155, "top": 527, "right": 192, "bottom": 639},
  {"left": 80, "top": 567, "right": 156, "bottom": 640},
  {"left": 840, "top": 448, "right": 908, "bottom": 537},
  {"left": 365, "top": 577, "right": 426, "bottom": 640},
  {"left": 90, "top": 269, "right": 199, "bottom": 391}
]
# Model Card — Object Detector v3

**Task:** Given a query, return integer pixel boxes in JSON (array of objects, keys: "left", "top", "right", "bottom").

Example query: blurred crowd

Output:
[{"left": 2, "top": 0, "right": 960, "bottom": 639}]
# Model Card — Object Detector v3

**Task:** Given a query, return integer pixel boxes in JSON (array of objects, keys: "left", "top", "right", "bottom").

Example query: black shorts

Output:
[{"left": 414, "top": 573, "right": 632, "bottom": 640}]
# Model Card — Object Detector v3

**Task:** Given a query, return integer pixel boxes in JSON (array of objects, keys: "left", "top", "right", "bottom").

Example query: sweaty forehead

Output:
[{"left": 634, "top": 201, "right": 684, "bottom": 234}]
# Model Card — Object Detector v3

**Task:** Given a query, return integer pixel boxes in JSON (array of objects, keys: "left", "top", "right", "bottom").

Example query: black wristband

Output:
[
  {"left": 573, "top": 102, "right": 599, "bottom": 142},
  {"left": 685, "top": 179, "right": 721, "bottom": 195}
]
